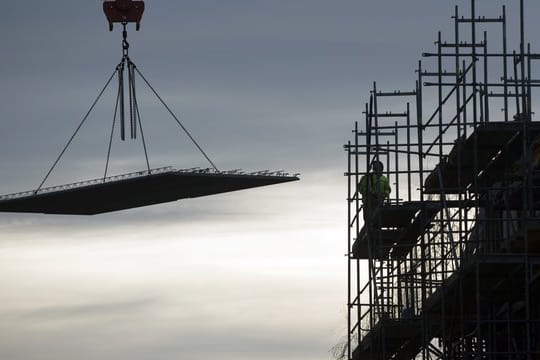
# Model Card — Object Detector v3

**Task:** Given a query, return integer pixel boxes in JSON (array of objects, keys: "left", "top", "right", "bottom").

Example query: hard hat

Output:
[{"left": 371, "top": 160, "right": 384, "bottom": 172}]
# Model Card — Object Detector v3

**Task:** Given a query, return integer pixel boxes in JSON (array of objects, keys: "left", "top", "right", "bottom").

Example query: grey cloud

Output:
[
  {"left": 141, "top": 327, "right": 330, "bottom": 360},
  {"left": 0, "top": 322, "right": 328, "bottom": 360},
  {"left": 20, "top": 298, "right": 157, "bottom": 321}
]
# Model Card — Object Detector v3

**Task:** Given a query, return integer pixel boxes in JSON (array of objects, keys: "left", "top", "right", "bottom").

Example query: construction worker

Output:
[{"left": 359, "top": 160, "right": 391, "bottom": 221}]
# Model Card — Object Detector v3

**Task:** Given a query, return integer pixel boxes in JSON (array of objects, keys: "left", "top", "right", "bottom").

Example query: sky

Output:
[{"left": 1, "top": 1, "right": 539, "bottom": 360}]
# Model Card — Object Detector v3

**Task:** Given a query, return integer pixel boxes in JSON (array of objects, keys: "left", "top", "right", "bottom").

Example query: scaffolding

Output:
[{"left": 345, "top": 1, "right": 540, "bottom": 358}]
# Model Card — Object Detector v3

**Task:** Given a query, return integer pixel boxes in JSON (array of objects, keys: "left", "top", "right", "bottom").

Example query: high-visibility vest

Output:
[{"left": 359, "top": 173, "right": 391, "bottom": 198}]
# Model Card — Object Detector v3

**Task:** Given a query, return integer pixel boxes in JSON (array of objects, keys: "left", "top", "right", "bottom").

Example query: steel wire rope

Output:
[
  {"left": 131, "top": 62, "right": 151, "bottom": 173},
  {"left": 36, "top": 69, "right": 118, "bottom": 193},
  {"left": 104, "top": 71, "right": 123, "bottom": 181},
  {"left": 133, "top": 66, "right": 220, "bottom": 173}
]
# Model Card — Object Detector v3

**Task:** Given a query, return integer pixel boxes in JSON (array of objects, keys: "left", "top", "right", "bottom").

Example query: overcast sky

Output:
[{"left": 1, "top": 1, "right": 539, "bottom": 360}]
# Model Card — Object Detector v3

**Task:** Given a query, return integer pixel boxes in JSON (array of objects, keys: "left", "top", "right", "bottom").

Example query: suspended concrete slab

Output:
[{"left": 0, "top": 167, "right": 299, "bottom": 215}]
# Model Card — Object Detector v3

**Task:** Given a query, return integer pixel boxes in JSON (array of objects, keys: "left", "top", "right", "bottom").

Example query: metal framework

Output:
[{"left": 345, "top": 1, "right": 540, "bottom": 358}]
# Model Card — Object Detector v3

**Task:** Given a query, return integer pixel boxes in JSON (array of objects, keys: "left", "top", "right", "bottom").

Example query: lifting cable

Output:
[
  {"left": 36, "top": 69, "right": 117, "bottom": 193},
  {"left": 131, "top": 62, "right": 151, "bottom": 173},
  {"left": 36, "top": 14, "right": 220, "bottom": 192},
  {"left": 134, "top": 66, "right": 220, "bottom": 173},
  {"left": 104, "top": 72, "right": 122, "bottom": 180},
  {"left": 104, "top": 59, "right": 151, "bottom": 181},
  {"left": 37, "top": 63, "right": 219, "bottom": 193}
]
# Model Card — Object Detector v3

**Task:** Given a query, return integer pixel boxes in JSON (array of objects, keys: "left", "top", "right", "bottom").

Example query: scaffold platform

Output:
[
  {"left": 352, "top": 318, "right": 422, "bottom": 360},
  {"left": 352, "top": 201, "right": 458, "bottom": 260},
  {"left": 424, "top": 121, "right": 540, "bottom": 194},
  {"left": 423, "top": 255, "right": 540, "bottom": 322}
]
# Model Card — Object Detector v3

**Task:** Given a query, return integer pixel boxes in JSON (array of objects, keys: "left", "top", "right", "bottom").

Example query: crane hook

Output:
[{"left": 103, "top": 0, "right": 145, "bottom": 31}]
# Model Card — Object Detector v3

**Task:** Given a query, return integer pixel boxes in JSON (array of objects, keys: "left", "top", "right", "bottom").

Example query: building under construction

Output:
[{"left": 345, "top": 1, "right": 540, "bottom": 358}]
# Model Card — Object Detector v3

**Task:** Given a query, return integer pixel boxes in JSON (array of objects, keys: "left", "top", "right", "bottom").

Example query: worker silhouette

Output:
[{"left": 359, "top": 160, "right": 391, "bottom": 222}]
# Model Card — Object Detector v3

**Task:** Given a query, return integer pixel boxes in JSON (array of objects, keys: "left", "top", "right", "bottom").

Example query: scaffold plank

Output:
[
  {"left": 352, "top": 318, "right": 422, "bottom": 360},
  {"left": 424, "top": 121, "right": 540, "bottom": 194}
]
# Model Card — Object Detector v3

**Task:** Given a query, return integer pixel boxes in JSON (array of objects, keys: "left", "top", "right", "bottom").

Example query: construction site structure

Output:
[{"left": 345, "top": 1, "right": 540, "bottom": 358}]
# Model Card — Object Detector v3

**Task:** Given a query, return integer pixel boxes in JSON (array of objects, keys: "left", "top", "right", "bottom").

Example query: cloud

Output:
[{"left": 19, "top": 298, "right": 157, "bottom": 321}]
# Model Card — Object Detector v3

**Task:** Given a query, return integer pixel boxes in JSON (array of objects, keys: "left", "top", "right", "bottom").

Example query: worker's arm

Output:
[
  {"left": 359, "top": 175, "right": 367, "bottom": 197},
  {"left": 382, "top": 176, "right": 391, "bottom": 198}
]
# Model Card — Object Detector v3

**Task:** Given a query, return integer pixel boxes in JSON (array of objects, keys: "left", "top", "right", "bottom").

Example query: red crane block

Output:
[{"left": 103, "top": 0, "right": 145, "bottom": 31}]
